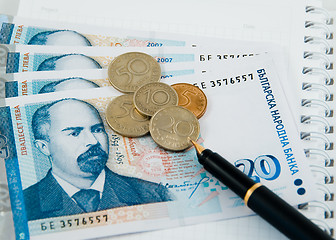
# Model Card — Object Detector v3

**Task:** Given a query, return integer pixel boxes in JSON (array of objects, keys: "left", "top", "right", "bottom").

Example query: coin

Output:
[
  {"left": 171, "top": 83, "right": 207, "bottom": 119},
  {"left": 108, "top": 52, "right": 161, "bottom": 93},
  {"left": 105, "top": 94, "right": 150, "bottom": 137},
  {"left": 134, "top": 82, "right": 178, "bottom": 116},
  {"left": 149, "top": 106, "right": 200, "bottom": 151}
]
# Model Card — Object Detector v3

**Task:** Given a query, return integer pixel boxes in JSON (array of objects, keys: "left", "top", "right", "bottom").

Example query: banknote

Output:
[
  {"left": 0, "top": 44, "right": 270, "bottom": 74},
  {"left": 1, "top": 67, "right": 196, "bottom": 98},
  {"left": 0, "top": 14, "right": 185, "bottom": 47},
  {"left": 0, "top": 55, "right": 276, "bottom": 99},
  {"left": 0, "top": 14, "right": 277, "bottom": 50},
  {"left": 2, "top": 59, "right": 240, "bottom": 99},
  {"left": 1, "top": 55, "right": 316, "bottom": 239},
  {"left": 0, "top": 44, "right": 199, "bottom": 73}
]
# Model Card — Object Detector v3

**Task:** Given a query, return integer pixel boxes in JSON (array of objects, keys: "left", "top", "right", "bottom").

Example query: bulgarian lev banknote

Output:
[
  {"left": 0, "top": 14, "right": 185, "bottom": 47},
  {"left": 0, "top": 44, "right": 266, "bottom": 74},
  {"left": 0, "top": 45, "right": 198, "bottom": 73},
  {"left": 0, "top": 14, "right": 276, "bottom": 49},
  {"left": 1, "top": 55, "right": 316, "bottom": 239},
  {"left": 0, "top": 53, "right": 285, "bottom": 99},
  {"left": 1, "top": 57, "right": 244, "bottom": 98},
  {"left": 1, "top": 67, "right": 196, "bottom": 98}
]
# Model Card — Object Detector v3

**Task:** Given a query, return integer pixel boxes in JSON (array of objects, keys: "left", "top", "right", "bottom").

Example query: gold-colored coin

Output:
[
  {"left": 108, "top": 52, "right": 161, "bottom": 93},
  {"left": 105, "top": 94, "right": 150, "bottom": 137},
  {"left": 149, "top": 106, "right": 200, "bottom": 151},
  {"left": 171, "top": 83, "right": 207, "bottom": 119},
  {"left": 134, "top": 82, "right": 178, "bottom": 116}
]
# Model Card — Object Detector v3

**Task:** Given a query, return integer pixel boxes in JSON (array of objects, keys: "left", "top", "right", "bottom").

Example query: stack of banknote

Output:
[{"left": 0, "top": 14, "right": 317, "bottom": 240}]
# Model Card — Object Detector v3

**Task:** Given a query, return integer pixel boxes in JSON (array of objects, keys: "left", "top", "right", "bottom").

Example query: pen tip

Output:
[{"left": 189, "top": 138, "right": 205, "bottom": 154}]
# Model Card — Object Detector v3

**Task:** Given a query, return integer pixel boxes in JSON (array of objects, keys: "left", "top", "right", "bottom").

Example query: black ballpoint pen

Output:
[{"left": 190, "top": 140, "right": 334, "bottom": 240}]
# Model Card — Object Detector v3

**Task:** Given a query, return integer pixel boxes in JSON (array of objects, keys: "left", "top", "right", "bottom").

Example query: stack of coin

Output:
[{"left": 106, "top": 52, "right": 207, "bottom": 151}]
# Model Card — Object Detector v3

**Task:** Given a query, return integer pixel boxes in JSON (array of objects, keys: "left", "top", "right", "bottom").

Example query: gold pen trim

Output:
[
  {"left": 189, "top": 139, "right": 205, "bottom": 154},
  {"left": 244, "top": 183, "right": 262, "bottom": 205}
]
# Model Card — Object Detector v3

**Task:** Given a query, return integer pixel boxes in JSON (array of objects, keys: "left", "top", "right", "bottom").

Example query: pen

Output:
[{"left": 190, "top": 140, "right": 333, "bottom": 240}]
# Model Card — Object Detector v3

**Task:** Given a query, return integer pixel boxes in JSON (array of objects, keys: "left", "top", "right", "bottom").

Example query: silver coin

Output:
[
  {"left": 106, "top": 94, "right": 150, "bottom": 137},
  {"left": 149, "top": 106, "right": 200, "bottom": 151},
  {"left": 108, "top": 52, "right": 161, "bottom": 93},
  {"left": 134, "top": 82, "right": 178, "bottom": 116}
]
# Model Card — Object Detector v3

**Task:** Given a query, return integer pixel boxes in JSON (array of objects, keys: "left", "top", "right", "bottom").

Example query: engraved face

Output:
[
  {"left": 39, "top": 78, "right": 99, "bottom": 94},
  {"left": 52, "top": 78, "right": 99, "bottom": 92},
  {"left": 28, "top": 30, "right": 92, "bottom": 46},
  {"left": 38, "top": 100, "right": 109, "bottom": 180},
  {"left": 37, "top": 54, "right": 102, "bottom": 71}
]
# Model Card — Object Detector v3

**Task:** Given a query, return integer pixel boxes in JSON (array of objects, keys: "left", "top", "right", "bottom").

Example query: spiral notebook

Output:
[
  {"left": 10, "top": 0, "right": 336, "bottom": 239},
  {"left": 299, "top": 6, "right": 335, "bottom": 237}
]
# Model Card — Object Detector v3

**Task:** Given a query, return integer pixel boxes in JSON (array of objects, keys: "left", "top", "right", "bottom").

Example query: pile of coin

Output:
[{"left": 106, "top": 52, "right": 207, "bottom": 151}]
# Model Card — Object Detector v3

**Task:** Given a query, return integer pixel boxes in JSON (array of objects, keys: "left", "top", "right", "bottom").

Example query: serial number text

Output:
[
  {"left": 194, "top": 73, "right": 254, "bottom": 89},
  {"left": 40, "top": 214, "right": 108, "bottom": 231}
]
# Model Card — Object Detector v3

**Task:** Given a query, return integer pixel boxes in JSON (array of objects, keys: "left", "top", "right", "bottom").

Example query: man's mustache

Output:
[
  {"left": 77, "top": 144, "right": 108, "bottom": 173},
  {"left": 78, "top": 144, "right": 108, "bottom": 161}
]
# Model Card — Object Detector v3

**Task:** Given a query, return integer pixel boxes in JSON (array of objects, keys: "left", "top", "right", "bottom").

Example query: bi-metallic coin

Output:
[
  {"left": 108, "top": 52, "right": 161, "bottom": 93},
  {"left": 149, "top": 106, "right": 200, "bottom": 151}
]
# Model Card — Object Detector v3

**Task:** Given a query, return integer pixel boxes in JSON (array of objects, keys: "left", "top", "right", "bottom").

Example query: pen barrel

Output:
[
  {"left": 248, "top": 186, "right": 333, "bottom": 240},
  {"left": 199, "top": 149, "right": 333, "bottom": 240}
]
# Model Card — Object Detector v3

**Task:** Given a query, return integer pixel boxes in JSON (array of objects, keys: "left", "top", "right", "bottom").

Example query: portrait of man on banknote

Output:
[
  {"left": 28, "top": 30, "right": 92, "bottom": 46},
  {"left": 38, "top": 77, "right": 99, "bottom": 94},
  {"left": 23, "top": 98, "right": 173, "bottom": 221},
  {"left": 37, "top": 53, "right": 102, "bottom": 71}
]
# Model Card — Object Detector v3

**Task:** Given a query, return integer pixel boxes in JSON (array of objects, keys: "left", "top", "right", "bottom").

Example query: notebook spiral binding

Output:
[{"left": 299, "top": 5, "right": 335, "bottom": 237}]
